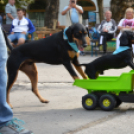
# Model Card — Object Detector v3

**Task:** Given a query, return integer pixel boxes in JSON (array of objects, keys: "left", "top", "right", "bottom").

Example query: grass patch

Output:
[{"left": 84, "top": 41, "right": 116, "bottom": 52}]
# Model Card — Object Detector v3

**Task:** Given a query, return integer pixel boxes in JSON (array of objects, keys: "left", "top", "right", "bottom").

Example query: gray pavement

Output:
[{"left": 10, "top": 55, "right": 134, "bottom": 134}]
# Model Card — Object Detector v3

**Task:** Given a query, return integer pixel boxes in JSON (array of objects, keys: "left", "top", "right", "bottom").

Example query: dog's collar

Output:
[
  {"left": 113, "top": 46, "right": 130, "bottom": 55},
  {"left": 63, "top": 27, "right": 80, "bottom": 53}
]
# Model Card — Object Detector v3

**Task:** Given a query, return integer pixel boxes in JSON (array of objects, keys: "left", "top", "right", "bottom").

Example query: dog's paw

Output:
[
  {"left": 40, "top": 99, "right": 49, "bottom": 103},
  {"left": 9, "top": 103, "right": 13, "bottom": 109}
]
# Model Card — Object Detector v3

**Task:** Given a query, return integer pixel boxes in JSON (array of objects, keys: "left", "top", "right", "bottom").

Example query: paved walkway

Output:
[{"left": 10, "top": 56, "right": 134, "bottom": 134}]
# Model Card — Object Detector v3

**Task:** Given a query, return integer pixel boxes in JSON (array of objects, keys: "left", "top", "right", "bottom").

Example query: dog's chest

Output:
[{"left": 68, "top": 51, "right": 79, "bottom": 59}]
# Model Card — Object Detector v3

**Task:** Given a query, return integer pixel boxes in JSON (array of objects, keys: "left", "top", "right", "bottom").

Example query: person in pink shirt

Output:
[{"left": 116, "top": 8, "right": 134, "bottom": 52}]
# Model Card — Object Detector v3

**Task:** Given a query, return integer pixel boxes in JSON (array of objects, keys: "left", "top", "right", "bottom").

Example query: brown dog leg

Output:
[
  {"left": 73, "top": 59, "right": 88, "bottom": 79},
  {"left": 7, "top": 70, "right": 19, "bottom": 108},
  {"left": 73, "top": 65, "right": 88, "bottom": 79},
  {"left": 20, "top": 62, "right": 49, "bottom": 103}
]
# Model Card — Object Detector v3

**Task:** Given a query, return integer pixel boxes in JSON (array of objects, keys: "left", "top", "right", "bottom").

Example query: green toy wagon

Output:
[{"left": 73, "top": 70, "right": 134, "bottom": 111}]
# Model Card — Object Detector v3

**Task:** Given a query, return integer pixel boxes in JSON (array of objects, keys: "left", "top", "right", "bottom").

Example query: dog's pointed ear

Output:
[
  {"left": 120, "top": 32, "right": 128, "bottom": 46},
  {"left": 66, "top": 26, "right": 73, "bottom": 42}
]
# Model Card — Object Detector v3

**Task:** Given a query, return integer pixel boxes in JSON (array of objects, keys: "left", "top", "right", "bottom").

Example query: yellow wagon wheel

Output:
[
  {"left": 82, "top": 94, "right": 98, "bottom": 110},
  {"left": 99, "top": 94, "right": 116, "bottom": 111},
  {"left": 85, "top": 98, "right": 93, "bottom": 106},
  {"left": 103, "top": 99, "right": 111, "bottom": 107}
]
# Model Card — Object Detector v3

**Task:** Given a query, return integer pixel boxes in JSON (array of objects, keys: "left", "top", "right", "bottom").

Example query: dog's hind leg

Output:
[
  {"left": 7, "top": 68, "right": 19, "bottom": 109},
  {"left": 20, "top": 62, "right": 49, "bottom": 103}
]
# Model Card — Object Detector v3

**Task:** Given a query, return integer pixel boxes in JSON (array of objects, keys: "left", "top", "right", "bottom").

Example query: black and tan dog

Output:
[
  {"left": 78, "top": 31, "right": 134, "bottom": 79},
  {"left": 6, "top": 23, "right": 88, "bottom": 108}
]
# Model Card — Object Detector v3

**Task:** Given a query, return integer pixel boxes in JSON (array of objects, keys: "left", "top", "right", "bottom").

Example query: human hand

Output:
[
  {"left": 126, "top": 25, "right": 130, "bottom": 28},
  {"left": 68, "top": 5, "right": 71, "bottom": 10},
  {"left": 131, "top": 27, "right": 134, "bottom": 30},
  {"left": 103, "top": 29, "right": 108, "bottom": 32},
  {"left": 71, "top": 3, "right": 76, "bottom": 8},
  {"left": 21, "top": 31, "right": 26, "bottom": 35},
  {"left": 105, "top": 29, "right": 108, "bottom": 32},
  {"left": 11, "top": 32, "right": 14, "bottom": 34}
]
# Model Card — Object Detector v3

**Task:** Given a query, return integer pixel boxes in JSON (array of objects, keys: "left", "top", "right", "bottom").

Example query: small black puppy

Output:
[{"left": 79, "top": 31, "right": 134, "bottom": 79}]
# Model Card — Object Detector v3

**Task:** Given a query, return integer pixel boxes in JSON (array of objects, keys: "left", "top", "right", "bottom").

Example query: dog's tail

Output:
[{"left": 2, "top": 28, "right": 13, "bottom": 51}]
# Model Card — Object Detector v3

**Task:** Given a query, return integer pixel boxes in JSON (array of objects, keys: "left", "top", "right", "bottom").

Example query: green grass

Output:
[{"left": 84, "top": 41, "right": 116, "bottom": 52}]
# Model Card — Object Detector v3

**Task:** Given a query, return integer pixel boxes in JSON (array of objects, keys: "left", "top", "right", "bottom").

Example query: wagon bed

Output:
[{"left": 73, "top": 70, "right": 134, "bottom": 95}]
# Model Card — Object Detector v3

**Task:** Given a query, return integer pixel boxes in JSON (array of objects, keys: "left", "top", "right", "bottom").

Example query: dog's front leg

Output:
[
  {"left": 63, "top": 61, "right": 79, "bottom": 80},
  {"left": 72, "top": 57, "right": 88, "bottom": 79}
]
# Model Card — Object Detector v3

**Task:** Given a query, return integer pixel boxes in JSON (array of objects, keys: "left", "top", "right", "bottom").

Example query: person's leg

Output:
[
  {"left": 0, "top": 27, "right": 13, "bottom": 127},
  {"left": 93, "top": 32, "right": 104, "bottom": 51},
  {"left": 16, "top": 33, "right": 26, "bottom": 47},
  {"left": 116, "top": 33, "right": 122, "bottom": 49},
  {"left": 0, "top": 29, "right": 33, "bottom": 134},
  {"left": 99, "top": 32, "right": 107, "bottom": 54},
  {"left": 103, "top": 33, "right": 114, "bottom": 54},
  {"left": 98, "top": 32, "right": 105, "bottom": 46},
  {"left": 8, "top": 33, "right": 17, "bottom": 47},
  {"left": 132, "top": 44, "right": 134, "bottom": 54}
]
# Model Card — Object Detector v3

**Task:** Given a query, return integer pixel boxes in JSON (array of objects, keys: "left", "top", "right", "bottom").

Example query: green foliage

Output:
[
  {"left": 77, "top": 1, "right": 94, "bottom": 7},
  {"left": 28, "top": 0, "right": 47, "bottom": 10},
  {"left": 0, "top": 0, "right": 34, "bottom": 11}
]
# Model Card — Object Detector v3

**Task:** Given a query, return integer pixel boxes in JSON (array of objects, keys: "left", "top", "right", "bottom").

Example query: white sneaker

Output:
[{"left": 0, "top": 118, "right": 33, "bottom": 134}]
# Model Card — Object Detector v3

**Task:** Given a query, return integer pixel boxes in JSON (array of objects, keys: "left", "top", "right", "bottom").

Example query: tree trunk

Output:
[
  {"left": 45, "top": 0, "right": 59, "bottom": 28},
  {"left": 110, "top": 0, "right": 134, "bottom": 23},
  {"left": 97, "top": 0, "right": 104, "bottom": 22}
]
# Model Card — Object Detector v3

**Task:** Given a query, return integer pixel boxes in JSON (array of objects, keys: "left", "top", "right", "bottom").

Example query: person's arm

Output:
[
  {"left": 118, "top": 19, "right": 125, "bottom": 30},
  {"left": 61, "top": 6, "right": 71, "bottom": 15},
  {"left": 97, "top": 20, "right": 105, "bottom": 33},
  {"left": 27, "top": 18, "right": 35, "bottom": 33},
  {"left": 5, "top": 5, "right": 14, "bottom": 20},
  {"left": 9, "top": 22, "right": 14, "bottom": 34},
  {"left": 7, "top": 13, "right": 14, "bottom": 20},
  {"left": 75, "top": 6, "right": 83, "bottom": 14}
]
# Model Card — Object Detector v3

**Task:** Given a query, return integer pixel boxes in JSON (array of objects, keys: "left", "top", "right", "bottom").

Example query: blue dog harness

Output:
[
  {"left": 63, "top": 27, "right": 80, "bottom": 53},
  {"left": 113, "top": 46, "right": 130, "bottom": 55}
]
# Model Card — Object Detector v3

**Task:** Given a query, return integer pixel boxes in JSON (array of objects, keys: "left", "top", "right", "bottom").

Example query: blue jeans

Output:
[{"left": 0, "top": 27, "right": 13, "bottom": 127}]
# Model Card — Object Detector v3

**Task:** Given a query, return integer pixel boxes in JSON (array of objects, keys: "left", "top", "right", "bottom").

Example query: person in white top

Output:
[
  {"left": 97, "top": 10, "right": 117, "bottom": 54},
  {"left": 8, "top": 8, "right": 35, "bottom": 47},
  {"left": 116, "top": 7, "right": 134, "bottom": 52}
]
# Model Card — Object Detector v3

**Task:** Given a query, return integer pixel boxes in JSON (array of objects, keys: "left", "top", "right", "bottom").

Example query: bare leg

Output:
[
  {"left": 20, "top": 63, "right": 49, "bottom": 103},
  {"left": 16, "top": 38, "right": 25, "bottom": 47}
]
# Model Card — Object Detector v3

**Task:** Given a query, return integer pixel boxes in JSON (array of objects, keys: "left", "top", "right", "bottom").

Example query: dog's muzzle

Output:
[{"left": 82, "top": 37, "right": 88, "bottom": 48}]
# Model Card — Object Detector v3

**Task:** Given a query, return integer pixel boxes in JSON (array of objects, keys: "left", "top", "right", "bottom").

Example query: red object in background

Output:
[{"left": 43, "top": 33, "right": 52, "bottom": 38}]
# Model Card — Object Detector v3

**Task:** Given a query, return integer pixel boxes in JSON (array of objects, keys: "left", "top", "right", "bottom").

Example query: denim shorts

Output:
[{"left": 8, "top": 32, "right": 26, "bottom": 42}]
